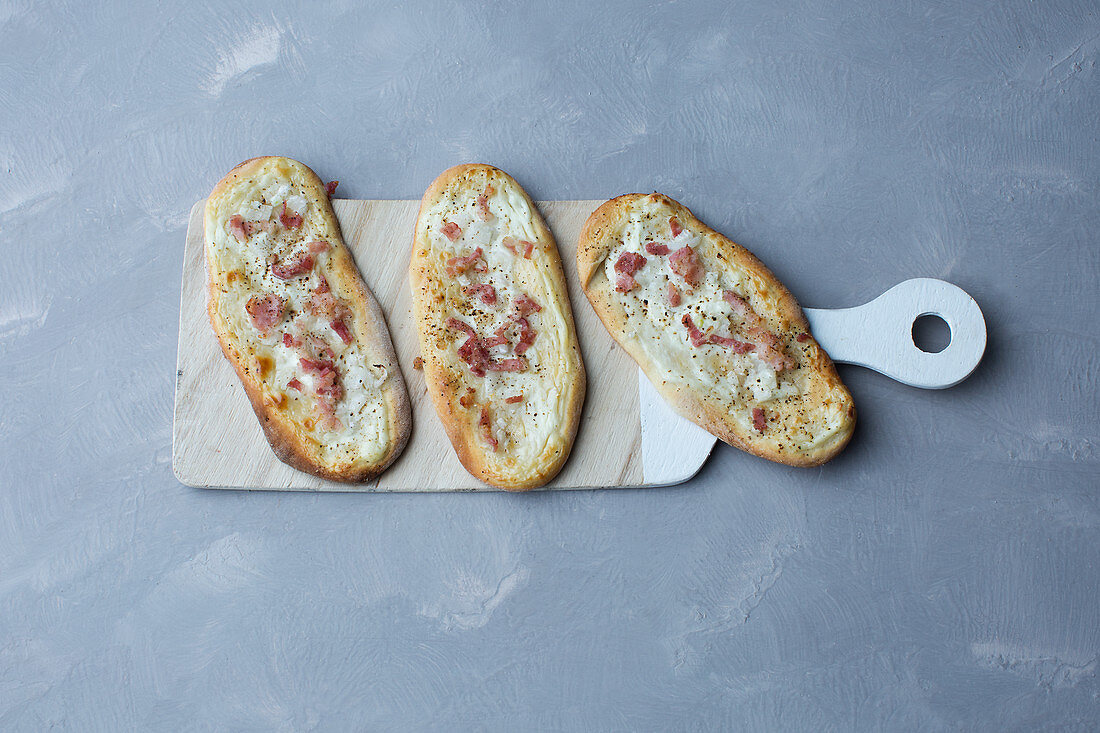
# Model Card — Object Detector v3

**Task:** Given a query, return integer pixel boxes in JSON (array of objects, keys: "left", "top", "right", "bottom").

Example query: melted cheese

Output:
[
  {"left": 600, "top": 198, "right": 848, "bottom": 452},
  {"left": 206, "top": 160, "right": 391, "bottom": 465}
]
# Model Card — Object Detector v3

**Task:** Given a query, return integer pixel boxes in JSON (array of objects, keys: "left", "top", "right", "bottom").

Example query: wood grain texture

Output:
[{"left": 173, "top": 199, "right": 644, "bottom": 491}]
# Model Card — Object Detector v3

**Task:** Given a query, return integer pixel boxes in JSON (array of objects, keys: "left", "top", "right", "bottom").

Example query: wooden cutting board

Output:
[{"left": 172, "top": 199, "right": 647, "bottom": 491}]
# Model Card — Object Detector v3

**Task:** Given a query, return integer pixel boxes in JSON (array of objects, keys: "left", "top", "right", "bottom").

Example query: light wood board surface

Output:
[{"left": 172, "top": 199, "right": 646, "bottom": 491}]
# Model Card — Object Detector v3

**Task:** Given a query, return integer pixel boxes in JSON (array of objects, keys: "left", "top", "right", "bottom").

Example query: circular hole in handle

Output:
[{"left": 912, "top": 313, "right": 951, "bottom": 353}]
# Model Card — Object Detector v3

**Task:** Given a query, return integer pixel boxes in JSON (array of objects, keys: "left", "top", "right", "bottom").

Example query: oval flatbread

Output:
[
  {"left": 410, "top": 164, "right": 586, "bottom": 490},
  {"left": 205, "top": 156, "right": 411, "bottom": 482},
  {"left": 577, "top": 192, "right": 855, "bottom": 466}
]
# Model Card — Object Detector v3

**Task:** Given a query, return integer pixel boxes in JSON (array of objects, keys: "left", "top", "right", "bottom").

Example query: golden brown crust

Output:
[
  {"left": 410, "top": 164, "right": 586, "bottom": 490},
  {"left": 577, "top": 193, "right": 855, "bottom": 467},
  {"left": 205, "top": 156, "right": 411, "bottom": 482}
]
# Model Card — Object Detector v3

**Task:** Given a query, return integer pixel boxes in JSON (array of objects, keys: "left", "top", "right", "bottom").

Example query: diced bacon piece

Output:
[
  {"left": 479, "top": 406, "right": 498, "bottom": 451},
  {"left": 613, "top": 251, "right": 647, "bottom": 293},
  {"left": 667, "top": 284, "right": 682, "bottom": 307},
  {"left": 441, "top": 221, "right": 462, "bottom": 242},
  {"left": 445, "top": 317, "right": 478, "bottom": 338},
  {"left": 749, "top": 328, "right": 796, "bottom": 371},
  {"left": 228, "top": 215, "right": 248, "bottom": 242},
  {"left": 669, "top": 216, "right": 683, "bottom": 237},
  {"left": 513, "top": 317, "right": 537, "bottom": 355},
  {"left": 708, "top": 334, "right": 754, "bottom": 353},
  {"left": 481, "top": 324, "right": 510, "bottom": 348},
  {"left": 476, "top": 185, "right": 494, "bottom": 220},
  {"left": 243, "top": 219, "right": 274, "bottom": 237},
  {"left": 459, "top": 387, "right": 476, "bottom": 408},
  {"left": 287, "top": 378, "right": 303, "bottom": 392},
  {"left": 502, "top": 236, "right": 535, "bottom": 258},
  {"left": 513, "top": 293, "right": 542, "bottom": 317},
  {"left": 271, "top": 252, "right": 314, "bottom": 280},
  {"left": 645, "top": 241, "right": 670, "bottom": 256},
  {"left": 669, "top": 246, "right": 704, "bottom": 287},
  {"left": 615, "top": 251, "right": 647, "bottom": 276},
  {"left": 615, "top": 274, "right": 637, "bottom": 292},
  {"left": 307, "top": 275, "right": 350, "bottom": 323},
  {"left": 723, "top": 290, "right": 754, "bottom": 320},
  {"left": 753, "top": 407, "right": 767, "bottom": 433},
  {"left": 681, "top": 314, "right": 708, "bottom": 347},
  {"left": 505, "top": 394, "right": 524, "bottom": 404},
  {"left": 331, "top": 318, "right": 352, "bottom": 345},
  {"left": 796, "top": 333, "right": 810, "bottom": 343},
  {"left": 300, "top": 357, "right": 334, "bottom": 376},
  {"left": 487, "top": 358, "right": 527, "bottom": 372},
  {"left": 412, "top": 356, "right": 424, "bottom": 370},
  {"left": 721, "top": 291, "right": 795, "bottom": 370},
  {"left": 445, "top": 247, "right": 484, "bottom": 277},
  {"left": 281, "top": 332, "right": 303, "bottom": 349},
  {"left": 279, "top": 201, "right": 303, "bottom": 229},
  {"left": 245, "top": 293, "right": 285, "bottom": 332},
  {"left": 464, "top": 282, "right": 497, "bottom": 305},
  {"left": 307, "top": 240, "right": 330, "bottom": 253},
  {"left": 457, "top": 335, "right": 490, "bottom": 377},
  {"left": 325, "top": 180, "right": 339, "bottom": 196}
]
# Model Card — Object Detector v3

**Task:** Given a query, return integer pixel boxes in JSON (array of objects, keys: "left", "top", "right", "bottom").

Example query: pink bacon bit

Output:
[
  {"left": 476, "top": 184, "right": 495, "bottom": 221},
  {"left": 441, "top": 221, "right": 463, "bottom": 242},
  {"left": 513, "top": 317, "right": 537, "bottom": 355},
  {"left": 751, "top": 329, "right": 797, "bottom": 371},
  {"left": 287, "top": 378, "right": 303, "bottom": 392},
  {"left": 331, "top": 318, "right": 352, "bottom": 345},
  {"left": 708, "top": 333, "right": 754, "bottom": 353},
  {"left": 282, "top": 332, "right": 303, "bottom": 349},
  {"left": 481, "top": 323, "right": 510, "bottom": 348},
  {"left": 645, "top": 241, "right": 670, "bottom": 256},
  {"left": 307, "top": 240, "right": 330, "bottom": 253},
  {"left": 243, "top": 219, "right": 274, "bottom": 237},
  {"left": 614, "top": 251, "right": 647, "bottom": 293},
  {"left": 667, "top": 284, "right": 682, "bottom": 307},
  {"left": 502, "top": 236, "right": 535, "bottom": 258},
  {"left": 445, "top": 317, "right": 478, "bottom": 338},
  {"left": 457, "top": 334, "right": 491, "bottom": 377},
  {"left": 681, "top": 314, "right": 709, "bottom": 347},
  {"left": 796, "top": 333, "right": 810, "bottom": 343},
  {"left": 722, "top": 290, "right": 795, "bottom": 370},
  {"left": 723, "top": 290, "right": 754, "bottom": 320},
  {"left": 479, "top": 406, "right": 498, "bottom": 451},
  {"left": 752, "top": 407, "right": 767, "bottom": 433},
  {"left": 271, "top": 252, "right": 314, "bottom": 280},
  {"left": 325, "top": 180, "right": 339, "bottom": 197},
  {"left": 279, "top": 201, "right": 303, "bottom": 229},
  {"left": 245, "top": 293, "right": 285, "bottom": 332},
  {"left": 669, "top": 216, "right": 683, "bottom": 237},
  {"left": 300, "top": 357, "right": 334, "bottom": 376},
  {"left": 307, "top": 275, "right": 349, "bottom": 324},
  {"left": 487, "top": 357, "right": 527, "bottom": 372},
  {"left": 464, "top": 282, "right": 497, "bottom": 305},
  {"left": 228, "top": 215, "right": 248, "bottom": 242},
  {"left": 513, "top": 293, "right": 542, "bottom": 317},
  {"left": 445, "top": 247, "right": 485, "bottom": 277},
  {"left": 669, "top": 246, "right": 704, "bottom": 287},
  {"left": 505, "top": 394, "right": 524, "bottom": 404}
]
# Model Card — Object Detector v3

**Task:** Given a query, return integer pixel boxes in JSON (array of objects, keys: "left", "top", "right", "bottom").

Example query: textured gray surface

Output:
[{"left": 2, "top": 0, "right": 1098, "bottom": 729}]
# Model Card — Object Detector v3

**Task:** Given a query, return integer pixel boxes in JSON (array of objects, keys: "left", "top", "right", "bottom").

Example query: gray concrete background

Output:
[{"left": 2, "top": 0, "right": 1098, "bottom": 730}]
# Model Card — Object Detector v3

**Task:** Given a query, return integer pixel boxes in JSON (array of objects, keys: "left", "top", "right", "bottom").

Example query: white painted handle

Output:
[{"left": 803, "top": 278, "right": 986, "bottom": 389}]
